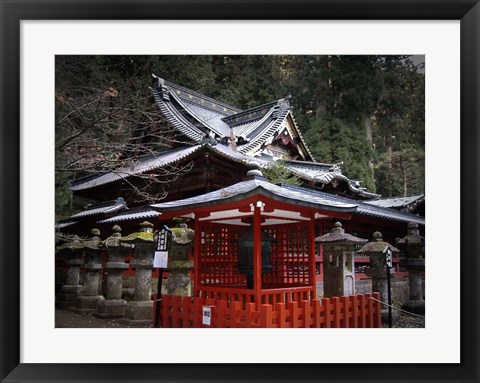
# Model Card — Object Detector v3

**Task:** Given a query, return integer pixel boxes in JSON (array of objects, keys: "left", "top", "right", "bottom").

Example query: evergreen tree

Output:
[
  {"left": 55, "top": 55, "right": 425, "bottom": 221},
  {"left": 262, "top": 160, "right": 302, "bottom": 186}
]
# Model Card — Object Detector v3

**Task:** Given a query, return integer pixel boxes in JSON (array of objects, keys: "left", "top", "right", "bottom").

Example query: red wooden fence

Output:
[{"left": 155, "top": 292, "right": 382, "bottom": 328}]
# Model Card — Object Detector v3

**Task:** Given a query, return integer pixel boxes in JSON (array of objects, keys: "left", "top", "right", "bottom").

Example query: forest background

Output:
[{"left": 55, "top": 55, "right": 425, "bottom": 220}]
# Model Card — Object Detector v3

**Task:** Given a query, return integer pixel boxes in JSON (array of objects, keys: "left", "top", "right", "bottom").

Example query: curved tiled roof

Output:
[
  {"left": 152, "top": 76, "right": 314, "bottom": 161},
  {"left": 71, "top": 145, "right": 200, "bottom": 191},
  {"left": 97, "top": 207, "right": 160, "bottom": 224},
  {"left": 55, "top": 220, "right": 78, "bottom": 230},
  {"left": 365, "top": 194, "right": 425, "bottom": 209},
  {"left": 285, "top": 163, "right": 380, "bottom": 199},
  {"left": 279, "top": 184, "right": 424, "bottom": 225},
  {"left": 70, "top": 197, "right": 127, "bottom": 219},
  {"left": 152, "top": 89, "right": 206, "bottom": 142},
  {"left": 163, "top": 78, "right": 241, "bottom": 115},
  {"left": 71, "top": 77, "right": 381, "bottom": 199},
  {"left": 70, "top": 141, "right": 378, "bottom": 201},
  {"left": 232, "top": 108, "right": 275, "bottom": 138},
  {"left": 149, "top": 175, "right": 423, "bottom": 226},
  {"left": 151, "top": 177, "right": 357, "bottom": 213},
  {"left": 238, "top": 112, "right": 289, "bottom": 155}
]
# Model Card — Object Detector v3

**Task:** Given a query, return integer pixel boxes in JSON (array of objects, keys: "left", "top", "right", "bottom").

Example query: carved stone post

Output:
[
  {"left": 165, "top": 222, "right": 195, "bottom": 296},
  {"left": 71, "top": 228, "right": 104, "bottom": 314},
  {"left": 94, "top": 225, "right": 132, "bottom": 319},
  {"left": 121, "top": 222, "right": 155, "bottom": 325},
  {"left": 358, "top": 231, "right": 400, "bottom": 322},
  {"left": 396, "top": 222, "right": 425, "bottom": 314},
  {"left": 56, "top": 236, "right": 85, "bottom": 309},
  {"left": 316, "top": 222, "right": 367, "bottom": 298}
]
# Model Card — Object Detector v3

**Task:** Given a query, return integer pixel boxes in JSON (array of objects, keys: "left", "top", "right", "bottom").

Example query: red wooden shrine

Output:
[{"left": 158, "top": 193, "right": 352, "bottom": 308}]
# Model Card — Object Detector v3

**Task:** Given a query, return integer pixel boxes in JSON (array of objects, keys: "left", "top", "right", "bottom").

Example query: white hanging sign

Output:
[
  {"left": 154, "top": 228, "right": 169, "bottom": 269},
  {"left": 384, "top": 247, "right": 393, "bottom": 268},
  {"left": 153, "top": 251, "right": 168, "bottom": 269},
  {"left": 202, "top": 306, "right": 212, "bottom": 326}
]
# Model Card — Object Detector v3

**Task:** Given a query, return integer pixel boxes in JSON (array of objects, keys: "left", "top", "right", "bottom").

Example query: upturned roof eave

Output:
[{"left": 151, "top": 182, "right": 358, "bottom": 217}]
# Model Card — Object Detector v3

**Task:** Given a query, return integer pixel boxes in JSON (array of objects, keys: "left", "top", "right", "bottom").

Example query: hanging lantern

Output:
[{"left": 236, "top": 226, "right": 275, "bottom": 289}]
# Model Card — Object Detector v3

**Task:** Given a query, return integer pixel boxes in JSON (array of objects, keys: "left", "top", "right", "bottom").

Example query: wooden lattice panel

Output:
[
  {"left": 198, "top": 222, "right": 311, "bottom": 291},
  {"left": 263, "top": 223, "right": 310, "bottom": 287},
  {"left": 199, "top": 223, "right": 245, "bottom": 286}
]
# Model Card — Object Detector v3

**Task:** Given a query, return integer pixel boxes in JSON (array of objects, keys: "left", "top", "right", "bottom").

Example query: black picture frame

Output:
[{"left": 1, "top": 1, "right": 478, "bottom": 382}]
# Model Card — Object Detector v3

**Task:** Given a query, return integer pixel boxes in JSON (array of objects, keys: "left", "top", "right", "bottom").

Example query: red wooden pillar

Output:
[
  {"left": 308, "top": 215, "right": 317, "bottom": 298},
  {"left": 193, "top": 215, "right": 202, "bottom": 297},
  {"left": 316, "top": 220, "right": 324, "bottom": 283},
  {"left": 253, "top": 201, "right": 262, "bottom": 302}
]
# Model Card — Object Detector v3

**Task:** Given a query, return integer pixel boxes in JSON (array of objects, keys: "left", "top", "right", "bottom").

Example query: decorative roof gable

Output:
[{"left": 151, "top": 75, "right": 314, "bottom": 162}]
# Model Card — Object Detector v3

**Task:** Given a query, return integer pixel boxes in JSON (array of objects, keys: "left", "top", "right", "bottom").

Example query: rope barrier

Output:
[{"left": 367, "top": 296, "right": 425, "bottom": 320}]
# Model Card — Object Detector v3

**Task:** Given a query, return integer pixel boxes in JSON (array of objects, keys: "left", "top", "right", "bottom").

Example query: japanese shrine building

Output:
[{"left": 57, "top": 75, "right": 425, "bottom": 284}]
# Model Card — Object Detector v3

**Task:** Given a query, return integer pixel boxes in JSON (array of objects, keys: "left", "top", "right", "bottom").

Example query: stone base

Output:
[
  {"left": 401, "top": 300, "right": 425, "bottom": 315},
  {"left": 60, "top": 285, "right": 84, "bottom": 295},
  {"left": 55, "top": 294, "right": 77, "bottom": 309},
  {"left": 70, "top": 295, "right": 105, "bottom": 315},
  {"left": 121, "top": 301, "right": 153, "bottom": 325},
  {"left": 93, "top": 299, "right": 127, "bottom": 319},
  {"left": 56, "top": 285, "right": 85, "bottom": 309}
]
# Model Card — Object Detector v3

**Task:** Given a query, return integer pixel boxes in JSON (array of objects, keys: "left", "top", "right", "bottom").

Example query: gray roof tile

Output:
[
  {"left": 365, "top": 194, "right": 425, "bottom": 209},
  {"left": 70, "top": 197, "right": 127, "bottom": 218},
  {"left": 97, "top": 208, "right": 160, "bottom": 224},
  {"left": 71, "top": 145, "right": 200, "bottom": 191},
  {"left": 280, "top": 184, "right": 424, "bottom": 225},
  {"left": 151, "top": 178, "right": 357, "bottom": 213}
]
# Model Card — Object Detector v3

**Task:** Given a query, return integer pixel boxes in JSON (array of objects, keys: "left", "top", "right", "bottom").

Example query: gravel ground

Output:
[
  {"left": 55, "top": 308, "right": 152, "bottom": 328},
  {"left": 388, "top": 312, "right": 425, "bottom": 328},
  {"left": 56, "top": 308, "right": 424, "bottom": 328}
]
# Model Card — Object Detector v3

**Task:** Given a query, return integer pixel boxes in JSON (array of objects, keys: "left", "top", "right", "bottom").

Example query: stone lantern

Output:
[
  {"left": 396, "top": 222, "right": 425, "bottom": 314},
  {"left": 316, "top": 222, "right": 367, "bottom": 298},
  {"left": 94, "top": 225, "right": 132, "bottom": 319},
  {"left": 71, "top": 228, "right": 104, "bottom": 314},
  {"left": 120, "top": 221, "right": 156, "bottom": 325},
  {"left": 358, "top": 231, "right": 400, "bottom": 320},
  {"left": 55, "top": 235, "right": 85, "bottom": 309},
  {"left": 165, "top": 220, "right": 195, "bottom": 296}
]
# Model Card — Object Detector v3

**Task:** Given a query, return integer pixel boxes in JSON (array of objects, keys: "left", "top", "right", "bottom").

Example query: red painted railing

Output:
[
  {"left": 195, "top": 285, "right": 314, "bottom": 307},
  {"left": 156, "top": 292, "right": 382, "bottom": 328}
]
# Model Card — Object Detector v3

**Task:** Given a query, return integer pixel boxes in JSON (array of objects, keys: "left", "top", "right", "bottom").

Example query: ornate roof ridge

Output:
[
  {"left": 284, "top": 158, "right": 338, "bottom": 170},
  {"left": 223, "top": 98, "right": 290, "bottom": 125},
  {"left": 152, "top": 89, "right": 206, "bottom": 142},
  {"left": 168, "top": 90, "right": 230, "bottom": 138},
  {"left": 152, "top": 74, "right": 242, "bottom": 114},
  {"left": 237, "top": 109, "right": 289, "bottom": 155}
]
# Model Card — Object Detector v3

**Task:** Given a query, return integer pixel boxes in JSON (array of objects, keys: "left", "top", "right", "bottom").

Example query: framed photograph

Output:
[{"left": 1, "top": 1, "right": 479, "bottom": 382}]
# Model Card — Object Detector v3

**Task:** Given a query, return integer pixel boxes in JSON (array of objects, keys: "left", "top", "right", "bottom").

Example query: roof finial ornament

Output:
[
  {"left": 246, "top": 161, "right": 264, "bottom": 179},
  {"left": 229, "top": 127, "right": 237, "bottom": 152}
]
